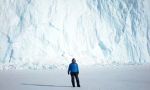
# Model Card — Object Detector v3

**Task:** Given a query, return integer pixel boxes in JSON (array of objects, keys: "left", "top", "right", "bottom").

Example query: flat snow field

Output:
[{"left": 0, "top": 64, "right": 150, "bottom": 90}]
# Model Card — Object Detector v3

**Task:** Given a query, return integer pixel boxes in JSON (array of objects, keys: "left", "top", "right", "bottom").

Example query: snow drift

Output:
[{"left": 0, "top": 0, "right": 150, "bottom": 69}]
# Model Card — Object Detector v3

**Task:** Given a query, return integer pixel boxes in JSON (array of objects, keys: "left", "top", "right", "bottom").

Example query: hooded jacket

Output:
[{"left": 68, "top": 62, "right": 79, "bottom": 73}]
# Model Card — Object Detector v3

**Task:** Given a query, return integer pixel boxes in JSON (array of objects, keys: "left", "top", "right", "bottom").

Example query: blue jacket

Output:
[{"left": 68, "top": 63, "right": 79, "bottom": 73}]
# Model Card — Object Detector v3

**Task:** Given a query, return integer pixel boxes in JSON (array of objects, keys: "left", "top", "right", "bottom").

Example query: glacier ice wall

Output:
[{"left": 0, "top": 0, "right": 150, "bottom": 69}]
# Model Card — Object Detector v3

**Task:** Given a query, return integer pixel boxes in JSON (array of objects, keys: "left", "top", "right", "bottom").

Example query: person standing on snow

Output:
[{"left": 68, "top": 58, "right": 80, "bottom": 87}]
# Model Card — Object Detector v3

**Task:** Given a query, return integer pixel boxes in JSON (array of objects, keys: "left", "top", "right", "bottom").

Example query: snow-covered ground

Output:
[{"left": 0, "top": 64, "right": 150, "bottom": 90}]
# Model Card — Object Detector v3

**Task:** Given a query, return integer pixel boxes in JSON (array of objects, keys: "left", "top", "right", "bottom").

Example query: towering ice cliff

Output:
[{"left": 0, "top": 0, "right": 150, "bottom": 69}]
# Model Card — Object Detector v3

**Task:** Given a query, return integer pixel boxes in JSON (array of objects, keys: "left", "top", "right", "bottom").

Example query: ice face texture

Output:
[{"left": 0, "top": 0, "right": 150, "bottom": 69}]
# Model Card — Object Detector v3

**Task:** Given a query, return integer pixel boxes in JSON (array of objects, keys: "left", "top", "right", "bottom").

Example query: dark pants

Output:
[{"left": 70, "top": 72, "right": 80, "bottom": 87}]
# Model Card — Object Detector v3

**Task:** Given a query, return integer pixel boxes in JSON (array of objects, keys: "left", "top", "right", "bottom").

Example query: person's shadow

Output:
[{"left": 22, "top": 83, "right": 72, "bottom": 87}]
